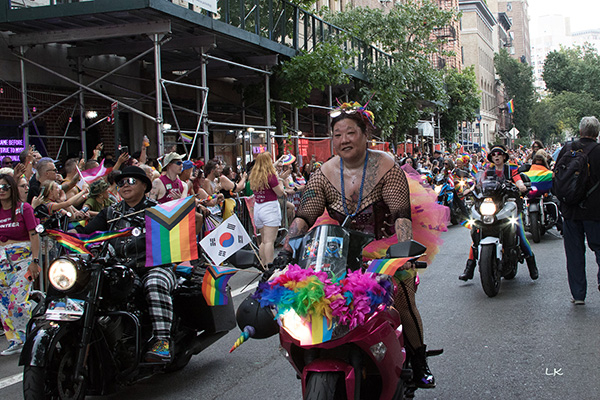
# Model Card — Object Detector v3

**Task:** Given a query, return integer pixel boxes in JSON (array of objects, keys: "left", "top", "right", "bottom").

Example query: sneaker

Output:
[
  {"left": 571, "top": 299, "right": 585, "bottom": 305},
  {"left": 1, "top": 341, "right": 23, "bottom": 356},
  {"left": 145, "top": 339, "right": 171, "bottom": 363}
]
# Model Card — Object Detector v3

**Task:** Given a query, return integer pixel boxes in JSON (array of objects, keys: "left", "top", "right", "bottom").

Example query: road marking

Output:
[
  {"left": 0, "top": 373, "right": 22, "bottom": 390},
  {"left": 232, "top": 281, "right": 258, "bottom": 298}
]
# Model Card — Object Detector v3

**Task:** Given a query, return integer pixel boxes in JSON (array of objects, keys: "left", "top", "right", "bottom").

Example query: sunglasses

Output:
[
  {"left": 491, "top": 152, "right": 504, "bottom": 157},
  {"left": 117, "top": 177, "right": 137, "bottom": 188},
  {"left": 0, "top": 184, "right": 11, "bottom": 191},
  {"left": 171, "top": 161, "right": 183, "bottom": 166}
]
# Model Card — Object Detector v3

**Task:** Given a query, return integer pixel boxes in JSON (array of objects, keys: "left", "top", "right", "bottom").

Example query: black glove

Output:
[
  {"left": 272, "top": 249, "right": 293, "bottom": 269},
  {"left": 260, "top": 250, "right": 293, "bottom": 283}
]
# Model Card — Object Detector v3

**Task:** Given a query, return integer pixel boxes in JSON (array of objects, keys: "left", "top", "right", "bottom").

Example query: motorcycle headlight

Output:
[
  {"left": 434, "top": 185, "right": 442, "bottom": 195},
  {"left": 280, "top": 309, "right": 313, "bottom": 345},
  {"left": 48, "top": 258, "right": 78, "bottom": 291},
  {"left": 480, "top": 198, "right": 497, "bottom": 216}
]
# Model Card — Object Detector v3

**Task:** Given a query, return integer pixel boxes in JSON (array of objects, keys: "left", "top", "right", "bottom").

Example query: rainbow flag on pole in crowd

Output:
[
  {"left": 79, "top": 159, "right": 111, "bottom": 184},
  {"left": 524, "top": 164, "right": 553, "bottom": 197},
  {"left": 508, "top": 161, "right": 520, "bottom": 176},
  {"left": 202, "top": 264, "right": 238, "bottom": 306},
  {"left": 145, "top": 196, "right": 198, "bottom": 267},
  {"left": 507, "top": 99, "right": 515, "bottom": 114},
  {"left": 366, "top": 257, "right": 414, "bottom": 275}
]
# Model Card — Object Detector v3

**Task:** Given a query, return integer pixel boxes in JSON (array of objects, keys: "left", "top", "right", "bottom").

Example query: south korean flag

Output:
[{"left": 200, "top": 214, "right": 252, "bottom": 266}]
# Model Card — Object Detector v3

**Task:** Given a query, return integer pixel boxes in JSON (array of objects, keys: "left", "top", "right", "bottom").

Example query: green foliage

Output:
[
  {"left": 439, "top": 66, "right": 481, "bottom": 144},
  {"left": 277, "top": 41, "right": 352, "bottom": 108},
  {"left": 494, "top": 49, "right": 536, "bottom": 136},
  {"left": 534, "top": 45, "right": 600, "bottom": 141},
  {"left": 320, "top": 0, "right": 458, "bottom": 139}
]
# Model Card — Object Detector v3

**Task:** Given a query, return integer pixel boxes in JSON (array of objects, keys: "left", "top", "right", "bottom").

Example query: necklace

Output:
[{"left": 340, "top": 149, "right": 369, "bottom": 222}]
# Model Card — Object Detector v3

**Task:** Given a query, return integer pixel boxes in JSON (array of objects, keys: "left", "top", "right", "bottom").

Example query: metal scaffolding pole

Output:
[
  {"left": 153, "top": 34, "right": 164, "bottom": 157},
  {"left": 265, "top": 73, "right": 271, "bottom": 153},
  {"left": 78, "top": 58, "right": 87, "bottom": 159},
  {"left": 201, "top": 54, "right": 209, "bottom": 159},
  {"left": 20, "top": 47, "right": 29, "bottom": 148}
]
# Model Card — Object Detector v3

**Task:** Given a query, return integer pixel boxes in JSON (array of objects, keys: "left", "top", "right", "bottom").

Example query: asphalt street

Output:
[{"left": 1, "top": 224, "right": 599, "bottom": 399}]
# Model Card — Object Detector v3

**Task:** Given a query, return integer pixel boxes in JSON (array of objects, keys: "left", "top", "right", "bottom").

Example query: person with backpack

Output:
[{"left": 553, "top": 116, "right": 600, "bottom": 305}]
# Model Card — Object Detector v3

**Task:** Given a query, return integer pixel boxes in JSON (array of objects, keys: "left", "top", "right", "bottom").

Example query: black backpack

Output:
[{"left": 552, "top": 142, "right": 600, "bottom": 206}]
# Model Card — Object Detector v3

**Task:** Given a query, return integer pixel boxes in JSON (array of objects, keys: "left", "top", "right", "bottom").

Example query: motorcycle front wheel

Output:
[
  {"left": 530, "top": 212, "right": 542, "bottom": 243},
  {"left": 23, "top": 339, "right": 86, "bottom": 400},
  {"left": 305, "top": 372, "right": 345, "bottom": 400},
  {"left": 479, "top": 244, "right": 501, "bottom": 297}
]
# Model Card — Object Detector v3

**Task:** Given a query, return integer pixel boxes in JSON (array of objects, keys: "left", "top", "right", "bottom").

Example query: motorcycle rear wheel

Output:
[
  {"left": 305, "top": 372, "right": 345, "bottom": 400},
  {"left": 479, "top": 245, "right": 501, "bottom": 297},
  {"left": 23, "top": 340, "right": 86, "bottom": 400},
  {"left": 530, "top": 212, "right": 542, "bottom": 243}
]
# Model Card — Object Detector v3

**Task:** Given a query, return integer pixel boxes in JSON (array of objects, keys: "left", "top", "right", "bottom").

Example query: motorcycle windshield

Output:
[{"left": 296, "top": 225, "right": 350, "bottom": 279}]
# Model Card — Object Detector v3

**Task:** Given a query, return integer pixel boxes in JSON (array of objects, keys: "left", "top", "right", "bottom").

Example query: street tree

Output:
[
  {"left": 439, "top": 66, "right": 481, "bottom": 144},
  {"left": 494, "top": 49, "right": 536, "bottom": 137}
]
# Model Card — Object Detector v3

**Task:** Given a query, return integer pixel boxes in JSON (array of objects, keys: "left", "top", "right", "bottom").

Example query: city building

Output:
[
  {"left": 498, "top": 0, "right": 531, "bottom": 64},
  {"left": 459, "top": 0, "right": 498, "bottom": 147}
]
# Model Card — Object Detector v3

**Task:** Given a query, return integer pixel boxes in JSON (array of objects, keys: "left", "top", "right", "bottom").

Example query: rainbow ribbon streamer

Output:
[
  {"left": 47, "top": 229, "right": 90, "bottom": 255},
  {"left": 46, "top": 227, "right": 134, "bottom": 255},
  {"left": 202, "top": 264, "right": 238, "bottom": 306},
  {"left": 366, "top": 257, "right": 413, "bottom": 275}
]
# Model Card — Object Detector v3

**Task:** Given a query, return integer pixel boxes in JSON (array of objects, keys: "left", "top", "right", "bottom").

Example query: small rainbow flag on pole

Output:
[
  {"left": 202, "top": 264, "right": 238, "bottom": 306},
  {"left": 507, "top": 99, "right": 515, "bottom": 114},
  {"left": 145, "top": 196, "right": 198, "bottom": 267},
  {"left": 366, "top": 257, "right": 413, "bottom": 275},
  {"left": 79, "top": 159, "right": 112, "bottom": 184},
  {"left": 47, "top": 227, "right": 135, "bottom": 254}
]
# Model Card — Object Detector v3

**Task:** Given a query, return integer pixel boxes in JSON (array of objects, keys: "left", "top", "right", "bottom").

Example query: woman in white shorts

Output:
[{"left": 249, "top": 152, "right": 285, "bottom": 264}]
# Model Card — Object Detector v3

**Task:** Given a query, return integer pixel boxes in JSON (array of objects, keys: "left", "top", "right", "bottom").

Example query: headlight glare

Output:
[
  {"left": 48, "top": 259, "right": 78, "bottom": 291},
  {"left": 434, "top": 185, "right": 442, "bottom": 195},
  {"left": 480, "top": 198, "right": 497, "bottom": 216}
]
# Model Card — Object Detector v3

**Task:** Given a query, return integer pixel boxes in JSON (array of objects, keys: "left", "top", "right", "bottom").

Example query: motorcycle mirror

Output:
[
  {"left": 132, "top": 227, "right": 141, "bottom": 237},
  {"left": 386, "top": 240, "right": 427, "bottom": 258},
  {"left": 35, "top": 224, "right": 45, "bottom": 234}
]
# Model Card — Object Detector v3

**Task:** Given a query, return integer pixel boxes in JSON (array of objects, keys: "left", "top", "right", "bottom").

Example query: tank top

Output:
[{"left": 158, "top": 174, "right": 183, "bottom": 204}]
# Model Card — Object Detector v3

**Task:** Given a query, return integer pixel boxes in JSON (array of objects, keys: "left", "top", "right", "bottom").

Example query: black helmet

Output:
[{"left": 235, "top": 295, "right": 279, "bottom": 339}]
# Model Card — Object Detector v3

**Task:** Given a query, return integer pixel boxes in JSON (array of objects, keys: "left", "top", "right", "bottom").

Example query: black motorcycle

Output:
[
  {"left": 468, "top": 172, "right": 527, "bottom": 297},
  {"left": 20, "top": 217, "right": 256, "bottom": 399},
  {"left": 432, "top": 173, "right": 467, "bottom": 225},
  {"left": 523, "top": 193, "right": 561, "bottom": 243}
]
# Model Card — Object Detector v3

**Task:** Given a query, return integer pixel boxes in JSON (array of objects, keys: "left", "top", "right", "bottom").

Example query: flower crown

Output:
[{"left": 330, "top": 101, "right": 375, "bottom": 128}]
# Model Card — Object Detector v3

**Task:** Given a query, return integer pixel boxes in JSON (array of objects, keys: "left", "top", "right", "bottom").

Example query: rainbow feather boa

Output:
[{"left": 254, "top": 264, "right": 393, "bottom": 330}]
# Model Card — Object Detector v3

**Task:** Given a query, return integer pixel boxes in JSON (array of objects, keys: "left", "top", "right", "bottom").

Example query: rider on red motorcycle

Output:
[{"left": 274, "top": 104, "right": 435, "bottom": 388}]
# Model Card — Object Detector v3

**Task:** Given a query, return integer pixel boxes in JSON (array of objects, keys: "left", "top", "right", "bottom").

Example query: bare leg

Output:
[{"left": 259, "top": 225, "right": 279, "bottom": 265}]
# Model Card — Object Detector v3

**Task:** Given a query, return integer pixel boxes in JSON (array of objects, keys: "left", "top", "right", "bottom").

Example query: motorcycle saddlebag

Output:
[{"left": 173, "top": 282, "right": 236, "bottom": 333}]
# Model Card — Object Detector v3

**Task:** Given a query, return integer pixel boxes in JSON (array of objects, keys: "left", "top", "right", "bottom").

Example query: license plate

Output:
[{"left": 45, "top": 298, "right": 85, "bottom": 321}]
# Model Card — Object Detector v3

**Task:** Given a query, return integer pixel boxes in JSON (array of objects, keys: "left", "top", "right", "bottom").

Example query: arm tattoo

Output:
[
  {"left": 283, "top": 218, "right": 309, "bottom": 252},
  {"left": 395, "top": 218, "right": 413, "bottom": 242}
]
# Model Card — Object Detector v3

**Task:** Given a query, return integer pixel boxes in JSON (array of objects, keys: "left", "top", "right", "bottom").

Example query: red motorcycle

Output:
[{"left": 236, "top": 225, "right": 437, "bottom": 399}]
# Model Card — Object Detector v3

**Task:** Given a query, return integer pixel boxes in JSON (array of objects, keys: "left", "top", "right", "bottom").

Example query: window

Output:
[{"left": 506, "top": 2, "right": 512, "bottom": 12}]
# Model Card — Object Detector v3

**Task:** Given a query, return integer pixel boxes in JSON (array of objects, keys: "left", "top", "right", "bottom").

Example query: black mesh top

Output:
[{"left": 296, "top": 163, "right": 411, "bottom": 239}]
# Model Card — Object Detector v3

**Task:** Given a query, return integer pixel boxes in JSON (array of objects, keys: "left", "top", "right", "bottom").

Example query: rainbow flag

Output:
[
  {"left": 366, "top": 257, "right": 413, "bottom": 275},
  {"left": 145, "top": 196, "right": 198, "bottom": 267},
  {"left": 508, "top": 161, "right": 519, "bottom": 177},
  {"left": 67, "top": 219, "right": 88, "bottom": 231},
  {"left": 305, "top": 315, "right": 334, "bottom": 346},
  {"left": 202, "top": 264, "right": 238, "bottom": 306},
  {"left": 74, "top": 227, "right": 135, "bottom": 244},
  {"left": 524, "top": 164, "right": 553, "bottom": 197},
  {"left": 507, "top": 99, "right": 515, "bottom": 114},
  {"left": 80, "top": 159, "right": 111, "bottom": 184},
  {"left": 470, "top": 163, "right": 478, "bottom": 177},
  {"left": 46, "top": 229, "right": 91, "bottom": 255}
]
